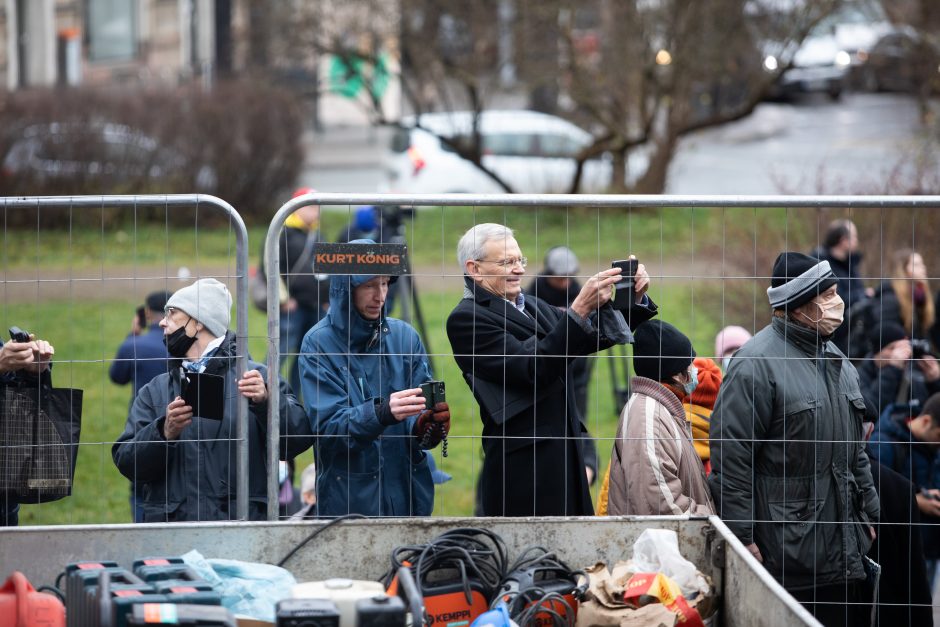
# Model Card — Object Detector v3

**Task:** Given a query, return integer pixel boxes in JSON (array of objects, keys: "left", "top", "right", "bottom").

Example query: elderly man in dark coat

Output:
[
  {"left": 710, "top": 252, "right": 880, "bottom": 627},
  {"left": 446, "top": 223, "right": 656, "bottom": 516}
]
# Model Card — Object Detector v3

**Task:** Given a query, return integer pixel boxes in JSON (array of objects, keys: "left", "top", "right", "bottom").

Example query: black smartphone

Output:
[
  {"left": 420, "top": 380, "right": 446, "bottom": 409},
  {"left": 8, "top": 326, "right": 30, "bottom": 343},
  {"left": 136, "top": 306, "right": 147, "bottom": 330},
  {"left": 611, "top": 259, "right": 639, "bottom": 309}
]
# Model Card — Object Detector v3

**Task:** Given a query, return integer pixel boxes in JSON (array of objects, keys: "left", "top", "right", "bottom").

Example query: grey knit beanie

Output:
[{"left": 165, "top": 278, "right": 232, "bottom": 337}]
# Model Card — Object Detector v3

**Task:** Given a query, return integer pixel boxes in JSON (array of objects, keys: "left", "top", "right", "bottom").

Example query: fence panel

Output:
[{"left": 1, "top": 194, "right": 251, "bottom": 521}]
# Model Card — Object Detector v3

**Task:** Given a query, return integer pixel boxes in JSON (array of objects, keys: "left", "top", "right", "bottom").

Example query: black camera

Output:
[
  {"left": 420, "top": 380, "right": 446, "bottom": 409},
  {"left": 9, "top": 326, "right": 31, "bottom": 343},
  {"left": 611, "top": 259, "right": 639, "bottom": 310},
  {"left": 911, "top": 338, "right": 933, "bottom": 358}
]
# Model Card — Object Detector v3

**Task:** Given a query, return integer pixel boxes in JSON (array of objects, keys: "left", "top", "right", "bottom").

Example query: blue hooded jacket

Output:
[{"left": 299, "top": 246, "right": 434, "bottom": 517}]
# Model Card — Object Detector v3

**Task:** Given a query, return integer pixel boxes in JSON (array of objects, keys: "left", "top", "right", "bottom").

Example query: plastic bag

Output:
[
  {"left": 182, "top": 549, "right": 296, "bottom": 621},
  {"left": 630, "top": 529, "right": 708, "bottom": 598}
]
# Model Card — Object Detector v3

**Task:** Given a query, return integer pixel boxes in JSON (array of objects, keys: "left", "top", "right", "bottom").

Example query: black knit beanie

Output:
[
  {"left": 633, "top": 320, "right": 696, "bottom": 381},
  {"left": 869, "top": 321, "right": 907, "bottom": 354},
  {"left": 767, "top": 252, "right": 838, "bottom": 311}
]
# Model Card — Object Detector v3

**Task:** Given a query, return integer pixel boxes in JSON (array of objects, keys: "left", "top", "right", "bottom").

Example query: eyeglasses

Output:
[
  {"left": 165, "top": 307, "right": 182, "bottom": 318},
  {"left": 476, "top": 256, "right": 528, "bottom": 269}
]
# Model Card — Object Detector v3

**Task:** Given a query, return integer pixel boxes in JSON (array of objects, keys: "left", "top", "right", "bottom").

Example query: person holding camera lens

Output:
[
  {"left": 0, "top": 330, "right": 54, "bottom": 526},
  {"left": 112, "top": 279, "right": 313, "bottom": 522},
  {"left": 298, "top": 240, "right": 450, "bottom": 517},
  {"left": 447, "top": 224, "right": 655, "bottom": 517},
  {"left": 857, "top": 321, "right": 940, "bottom": 416}
]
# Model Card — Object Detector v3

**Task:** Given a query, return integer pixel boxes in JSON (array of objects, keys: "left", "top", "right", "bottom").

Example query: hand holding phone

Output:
[{"left": 611, "top": 258, "right": 639, "bottom": 309}]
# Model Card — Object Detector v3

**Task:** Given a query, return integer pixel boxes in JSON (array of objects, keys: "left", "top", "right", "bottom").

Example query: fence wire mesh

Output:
[{"left": 4, "top": 192, "right": 940, "bottom": 623}]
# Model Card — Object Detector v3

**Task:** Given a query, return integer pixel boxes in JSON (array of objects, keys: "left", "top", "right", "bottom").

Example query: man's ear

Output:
[{"left": 465, "top": 259, "right": 480, "bottom": 280}]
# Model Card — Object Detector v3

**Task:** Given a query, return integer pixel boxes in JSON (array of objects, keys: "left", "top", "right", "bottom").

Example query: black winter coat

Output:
[
  {"left": 446, "top": 277, "right": 655, "bottom": 516},
  {"left": 867, "top": 460, "right": 933, "bottom": 627},
  {"left": 112, "top": 333, "right": 314, "bottom": 522}
]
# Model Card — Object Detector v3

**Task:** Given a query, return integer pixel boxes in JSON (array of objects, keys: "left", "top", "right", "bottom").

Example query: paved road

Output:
[
  {"left": 668, "top": 92, "right": 934, "bottom": 195},
  {"left": 299, "top": 93, "right": 936, "bottom": 196}
]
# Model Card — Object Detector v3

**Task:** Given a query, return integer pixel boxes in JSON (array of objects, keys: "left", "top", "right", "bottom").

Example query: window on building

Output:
[{"left": 87, "top": 0, "right": 136, "bottom": 62}]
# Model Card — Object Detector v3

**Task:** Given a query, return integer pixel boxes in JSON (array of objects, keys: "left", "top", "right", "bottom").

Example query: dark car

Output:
[
  {"left": 862, "top": 28, "right": 940, "bottom": 94},
  {"left": 0, "top": 122, "right": 217, "bottom": 194}
]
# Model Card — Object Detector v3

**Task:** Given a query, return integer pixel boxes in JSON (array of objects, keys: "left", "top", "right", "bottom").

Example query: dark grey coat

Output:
[
  {"left": 709, "top": 316, "right": 880, "bottom": 591},
  {"left": 112, "top": 332, "right": 313, "bottom": 522}
]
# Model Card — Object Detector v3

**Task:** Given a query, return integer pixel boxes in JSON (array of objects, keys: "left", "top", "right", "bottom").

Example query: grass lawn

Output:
[{"left": 2, "top": 203, "right": 782, "bottom": 524}]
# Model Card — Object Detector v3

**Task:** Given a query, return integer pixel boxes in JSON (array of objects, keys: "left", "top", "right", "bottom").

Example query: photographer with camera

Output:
[
  {"left": 857, "top": 321, "right": 940, "bottom": 415},
  {"left": 109, "top": 291, "right": 171, "bottom": 403},
  {"left": 298, "top": 240, "right": 450, "bottom": 517},
  {"left": 0, "top": 328, "right": 55, "bottom": 526},
  {"left": 447, "top": 224, "right": 654, "bottom": 516}
]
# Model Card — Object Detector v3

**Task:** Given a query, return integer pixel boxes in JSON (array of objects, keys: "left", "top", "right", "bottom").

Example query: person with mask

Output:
[
  {"left": 606, "top": 320, "right": 714, "bottom": 516},
  {"left": 298, "top": 241, "right": 450, "bottom": 517},
  {"left": 112, "top": 278, "right": 313, "bottom": 522},
  {"left": 710, "top": 252, "right": 880, "bottom": 627},
  {"left": 714, "top": 325, "right": 752, "bottom": 371}
]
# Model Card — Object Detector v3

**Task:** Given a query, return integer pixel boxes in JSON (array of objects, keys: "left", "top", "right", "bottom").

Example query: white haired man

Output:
[{"left": 446, "top": 223, "right": 656, "bottom": 516}]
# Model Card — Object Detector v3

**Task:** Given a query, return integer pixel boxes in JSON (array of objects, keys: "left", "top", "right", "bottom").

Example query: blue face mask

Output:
[{"left": 681, "top": 364, "right": 699, "bottom": 396}]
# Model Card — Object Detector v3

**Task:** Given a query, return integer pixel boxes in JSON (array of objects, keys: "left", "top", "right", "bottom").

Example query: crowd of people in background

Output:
[{"left": 8, "top": 199, "right": 940, "bottom": 625}]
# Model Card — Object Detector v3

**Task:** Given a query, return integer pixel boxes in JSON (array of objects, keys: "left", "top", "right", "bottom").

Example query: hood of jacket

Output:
[{"left": 325, "top": 239, "right": 390, "bottom": 350}]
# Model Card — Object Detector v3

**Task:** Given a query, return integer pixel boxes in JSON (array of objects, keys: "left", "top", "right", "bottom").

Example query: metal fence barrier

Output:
[
  {"left": 1, "top": 194, "right": 252, "bottom": 520},
  {"left": 262, "top": 192, "right": 940, "bottom": 519}
]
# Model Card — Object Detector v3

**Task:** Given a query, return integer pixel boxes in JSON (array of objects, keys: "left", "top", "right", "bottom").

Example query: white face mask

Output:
[
  {"left": 722, "top": 356, "right": 733, "bottom": 371},
  {"left": 798, "top": 293, "right": 845, "bottom": 336}
]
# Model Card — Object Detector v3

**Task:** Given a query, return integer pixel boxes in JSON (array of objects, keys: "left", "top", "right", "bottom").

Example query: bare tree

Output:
[
  {"left": 274, "top": 0, "right": 844, "bottom": 194},
  {"left": 877, "top": 0, "right": 940, "bottom": 122}
]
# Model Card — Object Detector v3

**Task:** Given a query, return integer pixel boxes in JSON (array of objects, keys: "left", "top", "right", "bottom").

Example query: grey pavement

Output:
[{"left": 298, "top": 125, "right": 390, "bottom": 192}]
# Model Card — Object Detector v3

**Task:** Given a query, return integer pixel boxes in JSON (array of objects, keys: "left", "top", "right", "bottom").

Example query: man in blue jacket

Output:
[
  {"left": 109, "top": 290, "right": 172, "bottom": 401},
  {"left": 299, "top": 240, "right": 450, "bottom": 517},
  {"left": 112, "top": 278, "right": 313, "bottom": 522},
  {"left": 109, "top": 290, "right": 172, "bottom": 522},
  {"left": 868, "top": 392, "right": 940, "bottom": 587}
]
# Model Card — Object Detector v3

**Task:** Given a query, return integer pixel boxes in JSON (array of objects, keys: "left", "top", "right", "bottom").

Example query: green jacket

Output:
[{"left": 709, "top": 316, "right": 880, "bottom": 590}]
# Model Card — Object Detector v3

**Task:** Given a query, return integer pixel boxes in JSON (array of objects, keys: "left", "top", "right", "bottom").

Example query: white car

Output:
[{"left": 380, "top": 110, "right": 614, "bottom": 194}]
